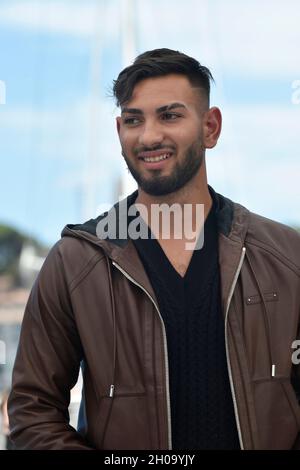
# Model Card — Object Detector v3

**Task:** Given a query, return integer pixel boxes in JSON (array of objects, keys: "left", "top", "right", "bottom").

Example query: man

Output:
[{"left": 8, "top": 48, "right": 300, "bottom": 450}]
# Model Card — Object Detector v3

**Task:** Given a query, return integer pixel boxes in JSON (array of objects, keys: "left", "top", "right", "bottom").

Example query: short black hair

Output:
[{"left": 113, "top": 48, "right": 214, "bottom": 107}]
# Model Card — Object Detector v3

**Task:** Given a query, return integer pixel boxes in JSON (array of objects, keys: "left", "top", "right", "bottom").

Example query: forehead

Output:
[{"left": 126, "top": 74, "right": 202, "bottom": 110}]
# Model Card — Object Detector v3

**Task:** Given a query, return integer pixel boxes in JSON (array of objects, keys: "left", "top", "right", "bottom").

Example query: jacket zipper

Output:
[
  {"left": 224, "top": 246, "right": 246, "bottom": 450},
  {"left": 111, "top": 261, "right": 172, "bottom": 450}
]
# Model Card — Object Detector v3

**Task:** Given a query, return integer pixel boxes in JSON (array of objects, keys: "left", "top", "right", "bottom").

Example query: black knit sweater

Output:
[{"left": 133, "top": 203, "right": 240, "bottom": 449}]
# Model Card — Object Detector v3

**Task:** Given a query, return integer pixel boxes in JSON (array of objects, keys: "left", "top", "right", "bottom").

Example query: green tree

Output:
[{"left": 0, "top": 224, "right": 47, "bottom": 285}]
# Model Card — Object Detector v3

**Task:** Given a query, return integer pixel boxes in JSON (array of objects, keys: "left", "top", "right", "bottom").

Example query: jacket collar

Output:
[
  {"left": 61, "top": 186, "right": 250, "bottom": 311},
  {"left": 62, "top": 185, "right": 247, "bottom": 246}
]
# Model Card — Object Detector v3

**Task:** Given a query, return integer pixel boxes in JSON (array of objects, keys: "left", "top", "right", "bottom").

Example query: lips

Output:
[
  {"left": 137, "top": 150, "right": 173, "bottom": 163},
  {"left": 140, "top": 153, "right": 172, "bottom": 163},
  {"left": 136, "top": 151, "right": 173, "bottom": 170}
]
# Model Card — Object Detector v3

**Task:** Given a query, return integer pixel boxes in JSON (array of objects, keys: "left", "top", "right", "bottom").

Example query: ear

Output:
[
  {"left": 202, "top": 107, "right": 222, "bottom": 149},
  {"left": 116, "top": 116, "right": 121, "bottom": 136}
]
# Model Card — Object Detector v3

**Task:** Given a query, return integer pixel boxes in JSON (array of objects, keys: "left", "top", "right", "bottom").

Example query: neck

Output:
[{"left": 135, "top": 163, "right": 212, "bottom": 241}]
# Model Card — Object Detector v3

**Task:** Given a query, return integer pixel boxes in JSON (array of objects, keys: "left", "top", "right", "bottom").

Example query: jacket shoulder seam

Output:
[
  {"left": 57, "top": 246, "right": 106, "bottom": 292},
  {"left": 246, "top": 238, "right": 300, "bottom": 276},
  {"left": 70, "top": 252, "right": 106, "bottom": 292}
]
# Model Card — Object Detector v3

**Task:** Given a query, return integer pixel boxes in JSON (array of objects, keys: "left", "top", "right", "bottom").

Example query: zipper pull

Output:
[
  {"left": 109, "top": 384, "right": 115, "bottom": 397},
  {"left": 271, "top": 364, "right": 276, "bottom": 377}
]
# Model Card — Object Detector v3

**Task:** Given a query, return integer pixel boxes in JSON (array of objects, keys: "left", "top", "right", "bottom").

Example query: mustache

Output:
[{"left": 133, "top": 144, "right": 176, "bottom": 156}]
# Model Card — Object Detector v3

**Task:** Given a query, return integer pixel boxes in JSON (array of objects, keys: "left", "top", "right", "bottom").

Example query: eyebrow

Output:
[{"left": 121, "top": 102, "right": 187, "bottom": 115}]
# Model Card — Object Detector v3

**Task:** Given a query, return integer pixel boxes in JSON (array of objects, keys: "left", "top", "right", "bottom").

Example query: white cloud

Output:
[
  {"left": 0, "top": 0, "right": 119, "bottom": 38},
  {"left": 0, "top": 95, "right": 122, "bottom": 201},
  {"left": 206, "top": 103, "right": 300, "bottom": 224},
  {"left": 2, "top": 1, "right": 299, "bottom": 79},
  {"left": 136, "top": 0, "right": 300, "bottom": 79},
  {"left": 0, "top": 106, "right": 65, "bottom": 131},
  {"left": 224, "top": 104, "right": 300, "bottom": 149},
  {"left": 211, "top": 0, "right": 300, "bottom": 79}
]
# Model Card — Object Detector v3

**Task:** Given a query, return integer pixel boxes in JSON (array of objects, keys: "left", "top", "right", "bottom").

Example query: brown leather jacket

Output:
[{"left": 8, "top": 187, "right": 300, "bottom": 449}]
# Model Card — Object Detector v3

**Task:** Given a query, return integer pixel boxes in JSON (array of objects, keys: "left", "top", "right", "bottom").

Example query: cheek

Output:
[
  {"left": 175, "top": 128, "right": 202, "bottom": 149},
  {"left": 119, "top": 130, "right": 136, "bottom": 149},
  {"left": 174, "top": 122, "right": 201, "bottom": 140}
]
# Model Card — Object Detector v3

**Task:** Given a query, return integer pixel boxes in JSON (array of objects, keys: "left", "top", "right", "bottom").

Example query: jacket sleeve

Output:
[
  {"left": 291, "top": 308, "right": 300, "bottom": 450},
  {"left": 7, "top": 241, "right": 94, "bottom": 450}
]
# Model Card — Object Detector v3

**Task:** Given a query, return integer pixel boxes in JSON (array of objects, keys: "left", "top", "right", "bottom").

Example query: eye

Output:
[
  {"left": 123, "top": 117, "right": 141, "bottom": 125},
  {"left": 161, "top": 112, "right": 180, "bottom": 121}
]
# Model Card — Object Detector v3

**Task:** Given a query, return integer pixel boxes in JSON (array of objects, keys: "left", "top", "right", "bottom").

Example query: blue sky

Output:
[{"left": 0, "top": 0, "right": 299, "bottom": 246}]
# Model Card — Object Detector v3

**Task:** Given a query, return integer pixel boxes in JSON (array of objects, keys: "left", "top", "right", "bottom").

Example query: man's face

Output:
[{"left": 116, "top": 74, "right": 208, "bottom": 196}]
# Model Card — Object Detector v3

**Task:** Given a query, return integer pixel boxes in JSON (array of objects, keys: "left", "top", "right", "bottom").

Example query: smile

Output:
[
  {"left": 138, "top": 151, "right": 172, "bottom": 163},
  {"left": 140, "top": 153, "right": 171, "bottom": 163}
]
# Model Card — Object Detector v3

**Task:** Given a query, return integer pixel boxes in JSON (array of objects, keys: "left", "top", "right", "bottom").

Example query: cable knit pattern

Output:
[{"left": 133, "top": 204, "right": 240, "bottom": 449}]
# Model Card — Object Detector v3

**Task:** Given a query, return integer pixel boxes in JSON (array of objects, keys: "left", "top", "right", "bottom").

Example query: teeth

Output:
[{"left": 143, "top": 153, "right": 170, "bottom": 162}]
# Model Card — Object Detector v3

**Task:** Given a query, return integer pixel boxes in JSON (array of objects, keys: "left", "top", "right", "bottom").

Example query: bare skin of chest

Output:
[{"left": 157, "top": 238, "right": 194, "bottom": 277}]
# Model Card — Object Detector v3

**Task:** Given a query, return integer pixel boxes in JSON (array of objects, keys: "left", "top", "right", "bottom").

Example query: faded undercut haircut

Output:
[{"left": 113, "top": 48, "right": 214, "bottom": 108}]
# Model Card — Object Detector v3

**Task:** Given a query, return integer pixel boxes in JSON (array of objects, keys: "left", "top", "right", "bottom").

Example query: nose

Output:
[{"left": 138, "top": 120, "right": 164, "bottom": 148}]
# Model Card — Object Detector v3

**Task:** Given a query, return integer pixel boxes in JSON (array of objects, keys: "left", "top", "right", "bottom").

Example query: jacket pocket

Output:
[
  {"left": 253, "top": 377, "right": 300, "bottom": 449},
  {"left": 93, "top": 393, "right": 151, "bottom": 449},
  {"left": 245, "top": 291, "right": 278, "bottom": 305}
]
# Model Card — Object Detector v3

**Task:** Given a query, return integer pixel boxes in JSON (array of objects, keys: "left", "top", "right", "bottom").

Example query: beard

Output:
[{"left": 122, "top": 138, "right": 205, "bottom": 196}]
